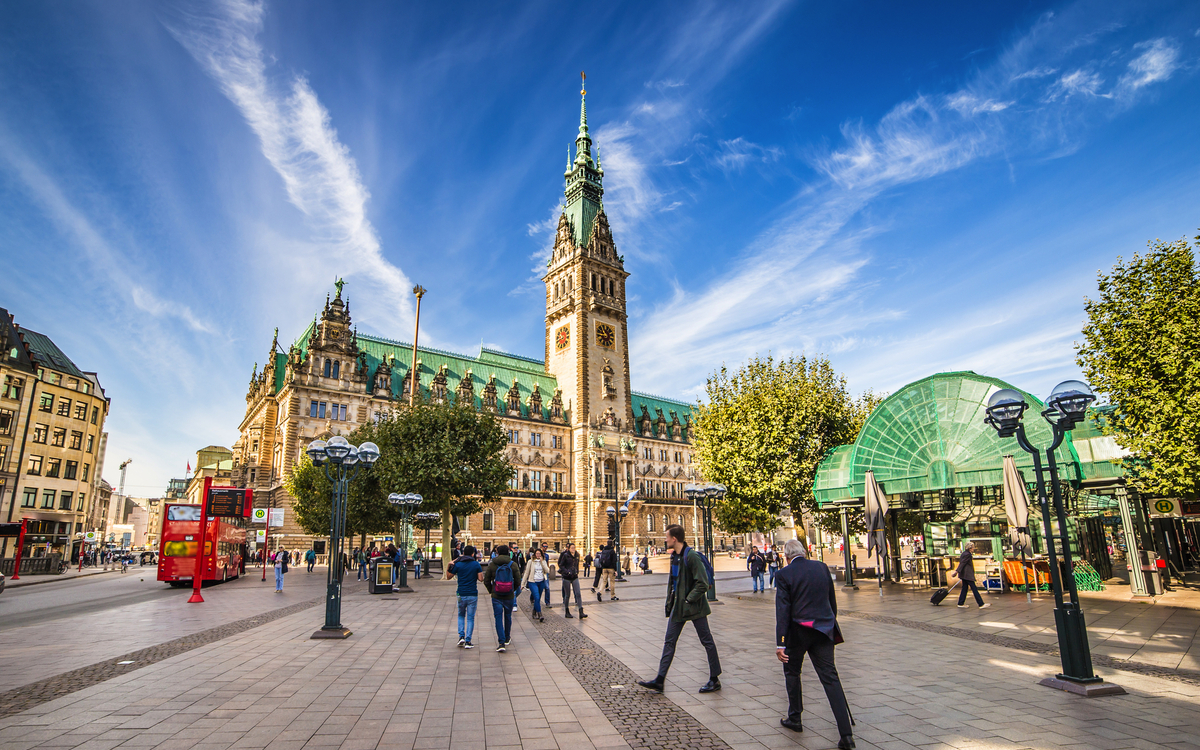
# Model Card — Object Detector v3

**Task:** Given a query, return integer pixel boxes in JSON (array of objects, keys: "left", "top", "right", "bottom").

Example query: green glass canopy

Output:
[{"left": 814, "top": 371, "right": 1083, "bottom": 507}]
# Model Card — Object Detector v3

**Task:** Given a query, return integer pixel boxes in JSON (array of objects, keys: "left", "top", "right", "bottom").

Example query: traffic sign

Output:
[{"left": 1150, "top": 498, "right": 1182, "bottom": 517}]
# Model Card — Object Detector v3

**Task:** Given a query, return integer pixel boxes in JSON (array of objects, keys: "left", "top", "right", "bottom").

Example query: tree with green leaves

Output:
[
  {"left": 1076, "top": 233, "right": 1200, "bottom": 498},
  {"left": 285, "top": 401, "right": 512, "bottom": 558},
  {"left": 692, "top": 354, "right": 880, "bottom": 538}
]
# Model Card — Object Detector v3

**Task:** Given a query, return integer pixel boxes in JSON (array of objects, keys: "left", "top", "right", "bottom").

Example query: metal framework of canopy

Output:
[{"left": 813, "top": 372, "right": 1088, "bottom": 507}]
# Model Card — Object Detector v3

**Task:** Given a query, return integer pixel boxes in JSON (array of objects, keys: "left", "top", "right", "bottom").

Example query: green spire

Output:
[{"left": 563, "top": 72, "right": 603, "bottom": 246}]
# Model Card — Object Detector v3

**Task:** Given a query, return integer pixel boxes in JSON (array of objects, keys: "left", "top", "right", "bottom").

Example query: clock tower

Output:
[{"left": 544, "top": 76, "right": 634, "bottom": 525}]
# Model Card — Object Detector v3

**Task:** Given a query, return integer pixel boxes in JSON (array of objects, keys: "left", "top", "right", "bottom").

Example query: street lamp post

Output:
[
  {"left": 984, "top": 380, "right": 1124, "bottom": 697},
  {"left": 414, "top": 511, "right": 440, "bottom": 577},
  {"left": 685, "top": 484, "right": 725, "bottom": 601},
  {"left": 306, "top": 436, "right": 381, "bottom": 639},
  {"left": 605, "top": 502, "right": 629, "bottom": 580},
  {"left": 388, "top": 493, "right": 424, "bottom": 590}
]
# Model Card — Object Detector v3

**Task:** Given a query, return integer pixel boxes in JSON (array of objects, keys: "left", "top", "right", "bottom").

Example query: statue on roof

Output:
[{"left": 334, "top": 277, "right": 345, "bottom": 298}]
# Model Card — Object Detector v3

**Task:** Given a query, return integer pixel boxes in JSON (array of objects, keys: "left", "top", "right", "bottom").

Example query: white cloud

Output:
[
  {"left": 1010, "top": 66, "right": 1058, "bottom": 81},
  {"left": 712, "top": 137, "right": 783, "bottom": 172},
  {"left": 165, "top": 0, "right": 413, "bottom": 329},
  {"left": 131, "top": 286, "right": 215, "bottom": 334},
  {"left": 1117, "top": 38, "right": 1180, "bottom": 92},
  {"left": 1043, "top": 69, "right": 1105, "bottom": 101},
  {"left": 946, "top": 92, "right": 1013, "bottom": 116}
]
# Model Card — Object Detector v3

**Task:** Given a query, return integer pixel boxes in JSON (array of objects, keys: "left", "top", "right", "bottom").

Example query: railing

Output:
[{"left": 1, "top": 554, "right": 64, "bottom": 576}]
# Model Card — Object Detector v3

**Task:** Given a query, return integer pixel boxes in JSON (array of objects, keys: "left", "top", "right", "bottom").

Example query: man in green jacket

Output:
[{"left": 637, "top": 525, "right": 722, "bottom": 694}]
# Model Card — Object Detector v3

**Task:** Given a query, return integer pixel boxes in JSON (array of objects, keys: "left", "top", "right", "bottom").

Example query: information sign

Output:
[
  {"left": 84, "top": 531, "right": 98, "bottom": 543},
  {"left": 251, "top": 508, "right": 284, "bottom": 526},
  {"left": 207, "top": 487, "right": 251, "bottom": 517},
  {"left": 256, "top": 529, "right": 266, "bottom": 543},
  {"left": 1149, "top": 498, "right": 1183, "bottom": 518}
]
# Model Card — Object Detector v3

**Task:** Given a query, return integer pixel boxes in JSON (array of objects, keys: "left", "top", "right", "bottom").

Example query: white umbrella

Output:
[
  {"left": 864, "top": 471, "right": 889, "bottom": 597},
  {"left": 1003, "top": 454, "right": 1035, "bottom": 601}
]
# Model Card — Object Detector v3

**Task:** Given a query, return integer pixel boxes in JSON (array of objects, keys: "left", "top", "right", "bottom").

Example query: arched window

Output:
[
  {"left": 554, "top": 511, "right": 562, "bottom": 532},
  {"left": 508, "top": 510, "right": 518, "bottom": 531},
  {"left": 647, "top": 514, "right": 655, "bottom": 533},
  {"left": 678, "top": 515, "right": 685, "bottom": 529},
  {"left": 663, "top": 514, "right": 670, "bottom": 532},
  {"left": 531, "top": 510, "right": 541, "bottom": 532},
  {"left": 482, "top": 509, "right": 494, "bottom": 531},
  {"left": 323, "top": 359, "right": 331, "bottom": 377}
]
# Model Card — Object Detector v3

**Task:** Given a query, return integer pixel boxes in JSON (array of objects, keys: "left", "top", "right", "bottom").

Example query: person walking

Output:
[
  {"left": 449, "top": 545, "right": 482, "bottom": 649},
  {"left": 597, "top": 544, "right": 620, "bottom": 602},
  {"left": 774, "top": 539, "right": 855, "bottom": 749},
  {"left": 955, "top": 542, "right": 989, "bottom": 609},
  {"left": 483, "top": 544, "right": 521, "bottom": 652},
  {"left": 557, "top": 543, "right": 588, "bottom": 619},
  {"left": 413, "top": 546, "right": 424, "bottom": 580},
  {"left": 623, "top": 549, "right": 632, "bottom": 578},
  {"left": 748, "top": 546, "right": 766, "bottom": 593},
  {"left": 766, "top": 544, "right": 780, "bottom": 588},
  {"left": 273, "top": 548, "right": 290, "bottom": 593},
  {"left": 637, "top": 525, "right": 721, "bottom": 694},
  {"left": 583, "top": 550, "right": 593, "bottom": 578},
  {"left": 305, "top": 548, "right": 316, "bottom": 573},
  {"left": 523, "top": 548, "right": 552, "bottom": 623}
]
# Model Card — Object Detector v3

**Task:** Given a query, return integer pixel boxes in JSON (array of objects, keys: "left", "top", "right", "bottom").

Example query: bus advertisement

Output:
[{"left": 157, "top": 503, "right": 249, "bottom": 586}]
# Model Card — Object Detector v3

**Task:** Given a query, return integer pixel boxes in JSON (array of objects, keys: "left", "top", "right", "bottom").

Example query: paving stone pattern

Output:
[
  {"left": 0, "top": 597, "right": 319, "bottom": 719},
  {"left": 516, "top": 597, "right": 731, "bottom": 750}
]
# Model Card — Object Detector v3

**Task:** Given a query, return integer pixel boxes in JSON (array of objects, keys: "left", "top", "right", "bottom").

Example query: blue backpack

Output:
[
  {"left": 493, "top": 561, "right": 516, "bottom": 595},
  {"left": 686, "top": 547, "right": 715, "bottom": 586}
]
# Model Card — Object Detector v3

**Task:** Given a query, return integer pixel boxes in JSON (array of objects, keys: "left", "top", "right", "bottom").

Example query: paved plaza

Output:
[{"left": 2, "top": 562, "right": 1200, "bottom": 750}]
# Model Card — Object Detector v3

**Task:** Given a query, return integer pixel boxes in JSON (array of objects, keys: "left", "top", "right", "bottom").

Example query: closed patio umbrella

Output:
[
  {"left": 864, "top": 471, "right": 889, "bottom": 597},
  {"left": 1003, "top": 454, "right": 1035, "bottom": 601}
]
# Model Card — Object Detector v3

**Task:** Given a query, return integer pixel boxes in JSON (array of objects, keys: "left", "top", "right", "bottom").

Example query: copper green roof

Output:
[
  {"left": 20, "top": 328, "right": 85, "bottom": 378},
  {"left": 563, "top": 86, "right": 604, "bottom": 247},
  {"left": 813, "top": 371, "right": 1082, "bottom": 506}
]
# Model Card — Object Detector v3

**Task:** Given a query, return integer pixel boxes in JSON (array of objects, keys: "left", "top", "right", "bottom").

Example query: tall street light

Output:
[
  {"left": 684, "top": 483, "right": 725, "bottom": 601},
  {"left": 307, "top": 436, "right": 380, "bottom": 639},
  {"left": 606, "top": 500, "right": 629, "bottom": 580},
  {"left": 984, "top": 380, "right": 1124, "bottom": 697},
  {"left": 414, "top": 511, "right": 441, "bottom": 577},
  {"left": 409, "top": 285, "right": 426, "bottom": 407},
  {"left": 388, "top": 492, "right": 423, "bottom": 590}
]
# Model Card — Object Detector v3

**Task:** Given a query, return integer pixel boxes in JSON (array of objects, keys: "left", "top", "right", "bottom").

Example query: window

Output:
[
  {"left": 2, "top": 375, "right": 23, "bottom": 400},
  {"left": 0, "top": 408, "right": 12, "bottom": 436},
  {"left": 647, "top": 514, "right": 655, "bottom": 533},
  {"left": 674, "top": 451, "right": 682, "bottom": 463},
  {"left": 57, "top": 397, "right": 71, "bottom": 416},
  {"left": 507, "top": 429, "right": 519, "bottom": 444},
  {"left": 530, "top": 432, "right": 542, "bottom": 447},
  {"left": 319, "top": 402, "right": 326, "bottom": 419},
  {"left": 531, "top": 510, "right": 541, "bottom": 532},
  {"left": 64, "top": 460, "right": 78, "bottom": 480},
  {"left": 483, "top": 509, "right": 494, "bottom": 531},
  {"left": 678, "top": 515, "right": 685, "bottom": 529},
  {"left": 324, "top": 359, "right": 332, "bottom": 377},
  {"left": 554, "top": 472, "right": 564, "bottom": 493},
  {"left": 91, "top": 406, "right": 99, "bottom": 424},
  {"left": 659, "top": 449, "right": 668, "bottom": 461},
  {"left": 252, "top": 440, "right": 259, "bottom": 452},
  {"left": 550, "top": 435, "right": 560, "bottom": 449},
  {"left": 554, "top": 511, "right": 562, "bottom": 532},
  {"left": 82, "top": 463, "right": 89, "bottom": 481},
  {"left": 508, "top": 472, "right": 519, "bottom": 491},
  {"left": 39, "top": 394, "right": 53, "bottom": 412},
  {"left": 531, "top": 471, "right": 541, "bottom": 492},
  {"left": 643, "top": 447, "right": 652, "bottom": 460},
  {"left": 22, "top": 488, "right": 36, "bottom": 507},
  {"left": 86, "top": 434, "right": 94, "bottom": 453},
  {"left": 70, "top": 431, "right": 82, "bottom": 450},
  {"left": 508, "top": 510, "right": 518, "bottom": 531},
  {"left": 59, "top": 491, "right": 73, "bottom": 510},
  {"left": 67, "top": 378, "right": 78, "bottom": 390},
  {"left": 310, "top": 401, "right": 319, "bottom": 417},
  {"left": 81, "top": 381, "right": 90, "bottom": 395},
  {"left": 51, "top": 428, "right": 66, "bottom": 447},
  {"left": 28, "top": 455, "right": 43, "bottom": 475},
  {"left": 663, "top": 514, "right": 670, "bottom": 531},
  {"left": 79, "top": 493, "right": 86, "bottom": 511},
  {"left": 0, "top": 444, "right": 6, "bottom": 470},
  {"left": 46, "top": 458, "right": 61, "bottom": 478},
  {"left": 74, "top": 403, "right": 86, "bottom": 420},
  {"left": 41, "top": 489, "right": 55, "bottom": 508}
]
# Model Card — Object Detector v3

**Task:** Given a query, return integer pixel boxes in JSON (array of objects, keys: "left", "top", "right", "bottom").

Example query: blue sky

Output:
[{"left": 1, "top": 1, "right": 1197, "bottom": 496}]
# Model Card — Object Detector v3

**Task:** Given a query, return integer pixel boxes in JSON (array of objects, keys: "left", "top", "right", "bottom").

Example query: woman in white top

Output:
[{"left": 522, "top": 548, "right": 552, "bottom": 622}]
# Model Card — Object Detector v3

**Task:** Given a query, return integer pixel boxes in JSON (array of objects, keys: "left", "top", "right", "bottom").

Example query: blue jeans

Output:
[
  {"left": 414, "top": 562, "right": 422, "bottom": 579},
  {"left": 274, "top": 566, "right": 284, "bottom": 590},
  {"left": 768, "top": 567, "right": 778, "bottom": 587},
  {"left": 458, "top": 595, "right": 478, "bottom": 643},
  {"left": 357, "top": 562, "right": 367, "bottom": 580},
  {"left": 492, "top": 597, "right": 513, "bottom": 645},
  {"left": 527, "top": 580, "right": 547, "bottom": 614},
  {"left": 752, "top": 572, "right": 764, "bottom": 592}
]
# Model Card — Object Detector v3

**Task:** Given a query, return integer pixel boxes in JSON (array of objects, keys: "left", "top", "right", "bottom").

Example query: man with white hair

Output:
[{"left": 774, "top": 538, "right": 855, "bottom": 749}]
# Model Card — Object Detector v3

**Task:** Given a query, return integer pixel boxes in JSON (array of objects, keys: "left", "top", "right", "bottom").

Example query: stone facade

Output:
[{"left": 231, "top": 86, "right": 708, "bottom": 555}]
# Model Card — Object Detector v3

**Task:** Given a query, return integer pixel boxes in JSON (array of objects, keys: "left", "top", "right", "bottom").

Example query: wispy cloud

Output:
[
  {"left": 1043, "top": 69, "right": 1105, "bottom": 101},
  {"left": 165, "top": 0, "right": 413, "bottom": 329},
  {"left": 712, "top": 137, "right": 783, "bottom": 172},
  {"left": 1117, "top": 38, "right": 1180, "bottom": 92}
]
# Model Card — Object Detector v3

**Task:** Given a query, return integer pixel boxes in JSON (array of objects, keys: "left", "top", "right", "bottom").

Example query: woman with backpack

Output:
[
  {"left": 483, "top": 545, "right": 521, "bottom": 652},
  {"left": 523, "top": 548, "right": 552, "bottom": 623}
]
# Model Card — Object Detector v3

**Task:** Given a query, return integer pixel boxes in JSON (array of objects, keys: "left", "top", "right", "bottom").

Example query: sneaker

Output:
[
  {"left": 611, "top": 596, "right": 620, "bottom": 601},
  {"left": 597, "top": 592, "right": 602, "bottom": 602},
  {"left": 464, "top": 642, "right": 474, "bottom": 649},
  {"left": 496, "top": 645, "right": 506, "bottom": 652},
  {"left": 979, "top": 603, "right": 991, "bottom": 609},
  {"left": 957, "top": 604, "right": 968, "bottom": 608},
  {"left": 458, "top": 638, "right": 466, "bottom": 647}
]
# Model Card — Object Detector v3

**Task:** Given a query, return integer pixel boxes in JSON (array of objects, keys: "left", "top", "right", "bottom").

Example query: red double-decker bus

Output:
[{"left": 157, "top": 503, "right": 248, "bottom": 586}]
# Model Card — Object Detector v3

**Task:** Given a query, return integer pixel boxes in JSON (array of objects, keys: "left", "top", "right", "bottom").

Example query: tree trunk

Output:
[{"left": 441, "top": 506, "right": 452, "bottom": 579}]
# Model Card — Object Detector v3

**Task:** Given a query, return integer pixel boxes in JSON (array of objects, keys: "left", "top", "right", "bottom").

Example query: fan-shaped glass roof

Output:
[{"left": 814, "top": 372, "right": 1082, "bottom": 507}]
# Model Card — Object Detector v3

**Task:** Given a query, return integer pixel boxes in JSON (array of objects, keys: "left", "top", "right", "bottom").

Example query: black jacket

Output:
[
  {"left": 955, "top": 549, "right": 976, "bottom": 582},
  {"left": 748, "top": 552, "right": 766, "bottom": 575},
  {"left": 775, "top": 557, "right": 839, "bottom": 647},
  {"left": 558, "top": 550, "right": 580, "bottom": 580},
  {"left": 599, "top": 549, "right": 619, "bottom": 570}
]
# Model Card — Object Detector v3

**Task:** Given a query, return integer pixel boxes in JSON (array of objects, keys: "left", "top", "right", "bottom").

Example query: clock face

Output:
[
  {"left": 595, "top": 322, "right": 616, "bottom": 349},
  {"left": 555, "top": 325, "right": 570, "bottom": 351}
]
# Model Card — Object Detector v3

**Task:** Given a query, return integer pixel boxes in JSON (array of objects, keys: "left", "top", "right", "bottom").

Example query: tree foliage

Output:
[
  {"left": 1076, "top": 234, "right": 1200, "bottom": 498},
  {"left": 284, "top": 402, "right": 512, "bottom": 543},
  {"left": 692, "top": 354, "right": 880, "bottom": 535}
]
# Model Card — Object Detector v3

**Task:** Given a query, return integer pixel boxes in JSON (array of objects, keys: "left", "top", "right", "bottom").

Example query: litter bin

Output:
[
  {"left": 368, "top": 559, "right": 394, "bottom": 594},
  {"left": 1138, "top": 550, "right": 1163, "bottom": 596}
]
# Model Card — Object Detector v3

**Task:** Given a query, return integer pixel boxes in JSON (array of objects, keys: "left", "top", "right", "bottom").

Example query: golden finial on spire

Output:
[{"left": 581, "top": 71, "right": 586, "bottom": 96}]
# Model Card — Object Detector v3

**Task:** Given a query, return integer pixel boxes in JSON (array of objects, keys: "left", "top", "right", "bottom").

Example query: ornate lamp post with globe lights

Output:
[
  {"left": 983, "top": 380, "right": 1124, "bottom": 696},
  {"left": 306, "top": 436, "right": 381, "bottom": 639},
  {"left": 388, "top": 493, "right": 423, "bottom": 590},
  {"left": 684, "top": 483, "right": 726, "bottom": 602}
]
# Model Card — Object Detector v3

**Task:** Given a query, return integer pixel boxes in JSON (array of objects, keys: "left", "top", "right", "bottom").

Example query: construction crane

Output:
[{"left": 109, "top": 459, "right": 132, "bottom": 543}]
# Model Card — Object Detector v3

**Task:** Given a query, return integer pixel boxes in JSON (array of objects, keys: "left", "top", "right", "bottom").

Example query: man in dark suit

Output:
[{"left": 775, "top": 539, "right": 855, "bottom": 750}]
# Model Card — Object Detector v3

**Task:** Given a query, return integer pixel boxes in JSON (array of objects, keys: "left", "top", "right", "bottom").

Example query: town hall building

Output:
[{"left": 233, "top": 85, "right": 704, "bottom": 555}]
